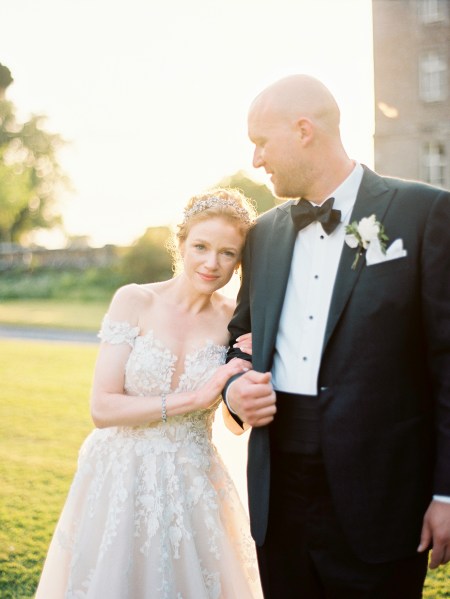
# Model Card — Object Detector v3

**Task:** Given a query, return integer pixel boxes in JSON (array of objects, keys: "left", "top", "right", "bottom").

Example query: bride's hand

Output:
[
  {"left": 196, "top": 358, "right": 250, "bottom": 410},
  {"left": 233, "top": 332, "right": 252, "bottom": 355}
]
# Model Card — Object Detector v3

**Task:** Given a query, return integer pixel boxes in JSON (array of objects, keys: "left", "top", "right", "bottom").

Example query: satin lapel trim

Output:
[
  {"left": 322, "top": 168, "right": 394, "bottom": 352},
  {"left": 261, "top": 203, "right": 297, "bottom": 367}
]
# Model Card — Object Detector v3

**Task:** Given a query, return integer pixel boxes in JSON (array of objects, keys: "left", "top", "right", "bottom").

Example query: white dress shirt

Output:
[{"left": 271, "top": 162, "right": 363, "bottom": 395}]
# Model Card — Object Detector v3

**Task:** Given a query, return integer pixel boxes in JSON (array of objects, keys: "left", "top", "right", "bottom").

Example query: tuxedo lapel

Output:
[
  {"left": 322, "top": 167, "right": 394, "bottom": 352},
  {"left": 246, "top": 204, "right": 297, "bottom": 547},
  {"left": 259, "top": 203, "right": 297, "bottom": 370}
]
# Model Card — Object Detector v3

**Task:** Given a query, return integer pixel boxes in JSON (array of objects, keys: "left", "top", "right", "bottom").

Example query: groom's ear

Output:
[{"left": 296, "top": 117, "right": 314, "bottom": 145}]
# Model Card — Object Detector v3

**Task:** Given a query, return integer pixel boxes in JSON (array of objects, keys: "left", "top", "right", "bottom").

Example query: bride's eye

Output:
[{"left": 194, "top": 244, "right": 206, "bottom": 250}]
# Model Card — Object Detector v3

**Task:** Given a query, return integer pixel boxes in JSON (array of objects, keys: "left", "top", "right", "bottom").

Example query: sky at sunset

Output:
[{"left": 2, "top": 0, "right": 374, "bottom": 247}]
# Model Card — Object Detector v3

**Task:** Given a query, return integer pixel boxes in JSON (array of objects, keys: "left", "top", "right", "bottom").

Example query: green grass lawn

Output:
[
  {"left": 0, "top": 299, "right": 108, "bottom": 331},
  {"left": 0, "top": 340, "right": 96, "bottom": 598},
  {"left": 0, "top": 338, "right": 449, "bottom": 597}
]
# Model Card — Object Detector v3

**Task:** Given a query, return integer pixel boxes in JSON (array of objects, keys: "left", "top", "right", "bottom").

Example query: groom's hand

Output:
[
  {"left": 227, "top": 370, "right": 276, "bottom": 427},
  {"left": 418, "top": 500, "right": 450, "bottom": 568}
]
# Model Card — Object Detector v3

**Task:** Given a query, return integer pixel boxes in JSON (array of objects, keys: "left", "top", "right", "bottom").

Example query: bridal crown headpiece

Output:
[{"left": 183, "top": 196, "right": 253, "bottom": 226}]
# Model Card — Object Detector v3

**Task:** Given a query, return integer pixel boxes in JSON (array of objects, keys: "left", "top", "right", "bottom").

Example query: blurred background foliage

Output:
[
  {"left": 119, "top": 226, "right": 174, "bottom": 285},
  {"left": 0, "top": 63, "right": 68, "bottom": 244},
  {"left": 0, "top": 62, "right": 278, "bottom": 300}
]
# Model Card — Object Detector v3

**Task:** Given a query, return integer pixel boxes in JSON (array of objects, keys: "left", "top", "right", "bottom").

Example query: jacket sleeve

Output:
[
  {"left": 223, "top": 230, "right": 254, "bottom": 428},
  {"left": 226, "top": 230, "right": 253, "bottom": 365},
  {"left": 421, "top": 189, "right": 450, "bottom": 495}
]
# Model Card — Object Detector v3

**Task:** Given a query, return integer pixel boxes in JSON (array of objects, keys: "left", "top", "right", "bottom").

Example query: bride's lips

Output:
[{"left": 198, "top": 272, "right": 219, "bottom": 281}]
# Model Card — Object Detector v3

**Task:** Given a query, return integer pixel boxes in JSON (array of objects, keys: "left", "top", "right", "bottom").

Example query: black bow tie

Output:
[{"left": 290, "top": 197, "right": 341, "bottom": 235}]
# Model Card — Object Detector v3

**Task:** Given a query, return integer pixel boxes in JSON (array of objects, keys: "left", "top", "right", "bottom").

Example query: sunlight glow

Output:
[
  {"left": 378, "top": 101, "right": 399, "bottom": 118},
  {"left": 2, "top": 0, "right": 374, "bottom": 247}
]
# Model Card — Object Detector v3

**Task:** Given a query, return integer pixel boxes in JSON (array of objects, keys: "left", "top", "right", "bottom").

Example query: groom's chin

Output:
[
  {"left": 267, "top": 183, "right": 286, "bottom": 201},
  {"left": 273, "top": 189, "right": 296, "bottom": 202},
  {"left": 270, "top": 181, "right": 298, "bottom": 201}
]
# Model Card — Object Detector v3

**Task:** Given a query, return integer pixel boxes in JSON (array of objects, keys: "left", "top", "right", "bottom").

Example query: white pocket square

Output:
[{"left": 366, "top": 238, "right": 407, "bottom": 266}]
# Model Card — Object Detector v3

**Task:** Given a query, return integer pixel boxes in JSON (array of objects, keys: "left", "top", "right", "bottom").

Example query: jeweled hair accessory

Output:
[{"left": 182, "top": 196, "right": 253, "bottom": 225}]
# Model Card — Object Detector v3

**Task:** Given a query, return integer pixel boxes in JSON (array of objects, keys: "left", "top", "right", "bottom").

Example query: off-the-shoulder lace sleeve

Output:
[{"left": 98, "top": 314, "right": 140, "bottom": 347}]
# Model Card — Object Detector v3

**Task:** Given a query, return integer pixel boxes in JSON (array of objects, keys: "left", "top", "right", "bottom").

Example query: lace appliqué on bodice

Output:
[
  {"left": 98, "top": 314, "right": 140, "bottom": 347},
  {"left": 98, "top": 314, "right": 227, "bottom": 397},
  {"left": 34, "top": 316, "right": 262, "bottom": 599}
]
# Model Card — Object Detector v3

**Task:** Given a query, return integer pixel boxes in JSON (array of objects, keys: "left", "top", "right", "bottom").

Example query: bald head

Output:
[
  {"left": 247, "top": 74, "right": 353, "bottom": 202},
  {"left": 250, "top": 74, "right": 341, "bottom": 135}
]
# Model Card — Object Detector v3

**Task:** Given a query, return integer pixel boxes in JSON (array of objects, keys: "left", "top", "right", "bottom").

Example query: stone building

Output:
[
  {"left": 0, "top": 244, "right": 118, "bottom": 271},
  {"left": 372, "top": 0, "right": 450, "bottom": 187}
]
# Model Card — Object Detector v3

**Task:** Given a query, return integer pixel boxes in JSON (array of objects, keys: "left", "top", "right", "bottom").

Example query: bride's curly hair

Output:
[{"left": 168, "top": 187, "right": 257, "bottom": 275}]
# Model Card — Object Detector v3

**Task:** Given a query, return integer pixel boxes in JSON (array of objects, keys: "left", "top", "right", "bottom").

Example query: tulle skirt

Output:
[{"left": 35, "top": 425, "right": 262, "bottom": 598}]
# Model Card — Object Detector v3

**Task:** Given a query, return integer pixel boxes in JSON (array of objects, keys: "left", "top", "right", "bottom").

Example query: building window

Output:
[
  {"left": 422, "top": 142, "right": 446, "bottom": 186},
  {"left": 418, "top": 0, "right": 449, "bottom": 23},
  {"left": 420, "top": 52, "right": 447, "bottom": 101}
]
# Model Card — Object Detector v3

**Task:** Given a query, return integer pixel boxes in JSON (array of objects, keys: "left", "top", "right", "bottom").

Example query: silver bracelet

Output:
[{"left": 161, "top": 393, "right": 167, "bottom": 423}]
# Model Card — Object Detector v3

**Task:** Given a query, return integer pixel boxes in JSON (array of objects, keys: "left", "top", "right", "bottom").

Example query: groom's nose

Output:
[{"left": 253, "top": 147, "right": 264, "bottom": 168}]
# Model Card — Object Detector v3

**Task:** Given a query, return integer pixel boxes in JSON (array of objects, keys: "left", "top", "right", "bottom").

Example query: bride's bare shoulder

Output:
[{"left": 107, "top": 283, "right": 159, "bottom": 323}]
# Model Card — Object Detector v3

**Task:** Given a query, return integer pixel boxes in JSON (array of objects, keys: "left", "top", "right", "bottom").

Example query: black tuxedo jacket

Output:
[{"left": 226, "top": 166, "right": 450, "bottom": 563}]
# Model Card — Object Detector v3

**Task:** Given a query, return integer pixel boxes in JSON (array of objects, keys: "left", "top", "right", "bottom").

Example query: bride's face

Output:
[{"left": 181, "top": 216, "right": 244, "bottom": 292}]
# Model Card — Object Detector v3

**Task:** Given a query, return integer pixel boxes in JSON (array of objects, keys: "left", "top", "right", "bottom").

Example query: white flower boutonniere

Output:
[{"left": 345, "top": 214, "right": 389, "bottom": 269}]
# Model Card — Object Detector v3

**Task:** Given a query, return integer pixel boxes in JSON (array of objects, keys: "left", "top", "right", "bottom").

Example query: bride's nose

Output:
[{"left": 204, "top": 251, "right": 219, "bottom": 269}]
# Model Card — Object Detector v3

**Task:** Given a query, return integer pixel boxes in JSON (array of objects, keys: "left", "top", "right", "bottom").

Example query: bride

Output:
[{"left": 35, "top": 188, "right": 262, "bottom": 598}]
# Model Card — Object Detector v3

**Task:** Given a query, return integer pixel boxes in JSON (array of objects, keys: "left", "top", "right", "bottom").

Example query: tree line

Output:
[
  {"left": 0, "top": 62, "right": 278, "bottom": 286},
  {"left": 0, "top": 63, "right": 66, "bottom": 244}
]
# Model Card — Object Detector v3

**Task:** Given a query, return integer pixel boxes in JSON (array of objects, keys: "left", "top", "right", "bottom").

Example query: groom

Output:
[{"left": 225, "top": 75, "right": 450, "bottom": 598}]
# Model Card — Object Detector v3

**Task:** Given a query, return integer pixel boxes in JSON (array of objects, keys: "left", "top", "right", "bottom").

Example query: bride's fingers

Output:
[
  {"left": 234, "top": 333, "right": 253, "bottom": 355},
  {"left": 236, "top": 333, "right": 252, "bottom": 343},
  {"left": 224, "top": 360, "right": 250, "bottom": 377},
  {"left": 209, "top": 360, "right": 249, "bottom": 389},
  {"left": 238, "top": 345, "right": 252, "bottom": 355}
]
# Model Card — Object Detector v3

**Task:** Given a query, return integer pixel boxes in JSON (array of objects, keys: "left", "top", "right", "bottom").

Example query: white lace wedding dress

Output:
[{"left": 35, "top": 316, "right": 262, "bottom": 599}]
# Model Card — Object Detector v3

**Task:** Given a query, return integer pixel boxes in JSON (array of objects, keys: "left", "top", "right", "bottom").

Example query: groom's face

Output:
[{"left": 248, "top": 102, "right": 305, "bottom": 199}]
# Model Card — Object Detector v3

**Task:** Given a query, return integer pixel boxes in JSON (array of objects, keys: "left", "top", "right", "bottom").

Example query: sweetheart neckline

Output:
[
  {"left": 134, "top": 327, "right": 228, "bottom": 360},
  {"left": 128, "top": 327, "right": 228, "bottom": 395},
  {"left": 102, "top": 315, "right": 228, "bottom": 358}
]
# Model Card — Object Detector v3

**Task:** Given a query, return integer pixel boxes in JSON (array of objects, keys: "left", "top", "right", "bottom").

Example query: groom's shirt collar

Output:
[{"left": 311, "top": 161, "right": 364, "bottom": 226}]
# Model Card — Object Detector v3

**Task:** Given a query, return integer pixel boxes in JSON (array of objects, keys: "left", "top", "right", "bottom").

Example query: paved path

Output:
[{"left": 0, "top": 325, "right": 98, "bottom": 344}]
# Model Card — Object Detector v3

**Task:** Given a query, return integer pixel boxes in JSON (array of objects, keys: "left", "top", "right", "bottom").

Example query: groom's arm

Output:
[
  {"left": 421, "top": 189, "right": 450, "bottom": 498},
  {"left": 418, "top": 188, "right": 450, "bottom": 568},
  {"left": 223, "top": 231, "right": 254, "bottom": 429},
  {"left": 223, "top": 232, "right": 277, "bottom": 429}
]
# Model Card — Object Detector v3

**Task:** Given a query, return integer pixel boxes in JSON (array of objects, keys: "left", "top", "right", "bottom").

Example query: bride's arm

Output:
[
  {"left": 90, "top": 285, "right": 250, "bottom": 428},
  {"left": 90, "top": 284, "right": 166, "bottom": 427},
  {"left": 221, "top": 332, "right": 253, "bottom": 434},
  {"left": 90, "top": 347, "right": 249, "bottom": 428}
]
